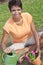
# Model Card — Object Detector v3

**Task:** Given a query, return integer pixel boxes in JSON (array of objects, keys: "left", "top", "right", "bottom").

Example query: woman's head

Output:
[
  {"left": 8, "top": 0, "right": 22, "bottom": 11},
  {"left": 8, "top": 0, "right": 22, "bottom": 19}
]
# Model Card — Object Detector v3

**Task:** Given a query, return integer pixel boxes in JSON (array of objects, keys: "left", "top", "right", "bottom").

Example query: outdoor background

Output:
[{"left": 0, "top": 0, "right": 43, "bottom": 65}]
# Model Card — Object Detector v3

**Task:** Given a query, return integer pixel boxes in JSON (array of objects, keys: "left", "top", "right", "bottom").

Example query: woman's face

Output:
[{"left": 11, "top": 6, "right": 22, "bottom": 19}]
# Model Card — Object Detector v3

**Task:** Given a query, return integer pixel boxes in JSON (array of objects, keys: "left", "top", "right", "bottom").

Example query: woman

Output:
[{"left": 1, "top": 0, "right": 43, "bottom": 63}]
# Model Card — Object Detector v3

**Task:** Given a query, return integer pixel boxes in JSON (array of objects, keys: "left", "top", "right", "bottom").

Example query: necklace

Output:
[{"left": 15, "top": 18, "right": 23, "bottom": 26}]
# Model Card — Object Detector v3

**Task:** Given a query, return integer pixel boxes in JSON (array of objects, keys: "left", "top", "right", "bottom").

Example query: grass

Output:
[
  {"left": 0, "top": 0, "right": 43, "bottom": 65},
  {"left": 0, "top": 0, "right": 43, "bottom": 38},
  {"left": 0, "top": 2, "right": 11, "bottom": 39}
]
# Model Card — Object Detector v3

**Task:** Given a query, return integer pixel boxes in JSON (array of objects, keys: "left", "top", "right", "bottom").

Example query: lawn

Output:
[
  {"left": 0, "top": 0, "right": 43, "bottom": 65},
  {"left": 0, "top": 0, "right": 43, "bottom": 38}
]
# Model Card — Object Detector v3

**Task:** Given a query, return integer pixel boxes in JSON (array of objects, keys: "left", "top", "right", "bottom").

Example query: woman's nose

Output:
[{"left": 15, "top": 11, "right": 19, "bottom": 14}]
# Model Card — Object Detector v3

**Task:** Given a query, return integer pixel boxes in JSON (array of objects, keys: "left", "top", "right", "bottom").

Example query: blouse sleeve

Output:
[
  {"left": 27, "top": 13, "right": 33, "bottom": 25},
  {"left": 3, "top": 20, "right": 10, "bottom": 33}
]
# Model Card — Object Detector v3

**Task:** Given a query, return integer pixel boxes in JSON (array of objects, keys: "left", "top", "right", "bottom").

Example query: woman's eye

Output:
[
  {"left": 12, "top": 10, "right": 16, "bottom": 11},
  {"left": 11, "top": 9, "right": 21, "bottom": 12},
  {"left": 17, "top": 9, "right": 21, "bottom": 11}
]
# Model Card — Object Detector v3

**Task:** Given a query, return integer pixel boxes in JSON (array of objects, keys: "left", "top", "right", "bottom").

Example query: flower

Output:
[{"left": 25, "top": 50, "right": 35, "bottom": 62}]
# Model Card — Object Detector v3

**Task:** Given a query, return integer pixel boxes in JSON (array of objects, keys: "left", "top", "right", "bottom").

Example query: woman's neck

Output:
[
  {"left": 13, "top": 15, "right": 22, "bottom": 22},
  {"left": 12, "top": 15, "right": 23, "bottom": 25}
]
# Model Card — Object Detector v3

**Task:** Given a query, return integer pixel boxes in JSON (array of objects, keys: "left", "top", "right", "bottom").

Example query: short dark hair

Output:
[{"left": 8, "top": 0, "right": 22, "bottom": 11}]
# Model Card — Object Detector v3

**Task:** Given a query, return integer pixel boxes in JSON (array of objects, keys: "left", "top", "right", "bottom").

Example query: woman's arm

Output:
[
  {"left": 1, "top": 29, "right": 8, "bottom": 50},
  {"left": 30, "top": 21, "right": 41, "bottom": 55},
  {"left": 1, "top": 30, "right": 12, "bottom": 53}
]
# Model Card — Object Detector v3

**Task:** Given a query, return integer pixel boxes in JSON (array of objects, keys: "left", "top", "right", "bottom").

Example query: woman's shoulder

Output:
[
  {"left": 22, "top": 12, "right": 32, "bottom": 17},
  {"left": 22, "top": 12, "right": 32, "bottom": 21},
  {"left": 22, "top": 12, "right": 32, "bottom": 24}
]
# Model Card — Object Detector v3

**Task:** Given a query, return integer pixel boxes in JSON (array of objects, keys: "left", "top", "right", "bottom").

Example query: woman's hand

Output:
[
  {"left": 3, "top": 47, "right": 12, "bottom": 53},
  {"left": 35, "top": 48, "right": 41, "bottom": 56}
]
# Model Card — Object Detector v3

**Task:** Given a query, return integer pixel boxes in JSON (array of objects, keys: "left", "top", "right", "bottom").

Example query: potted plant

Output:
[{"left": 25, "top": 50, "right": 41, "bottom": 65}]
